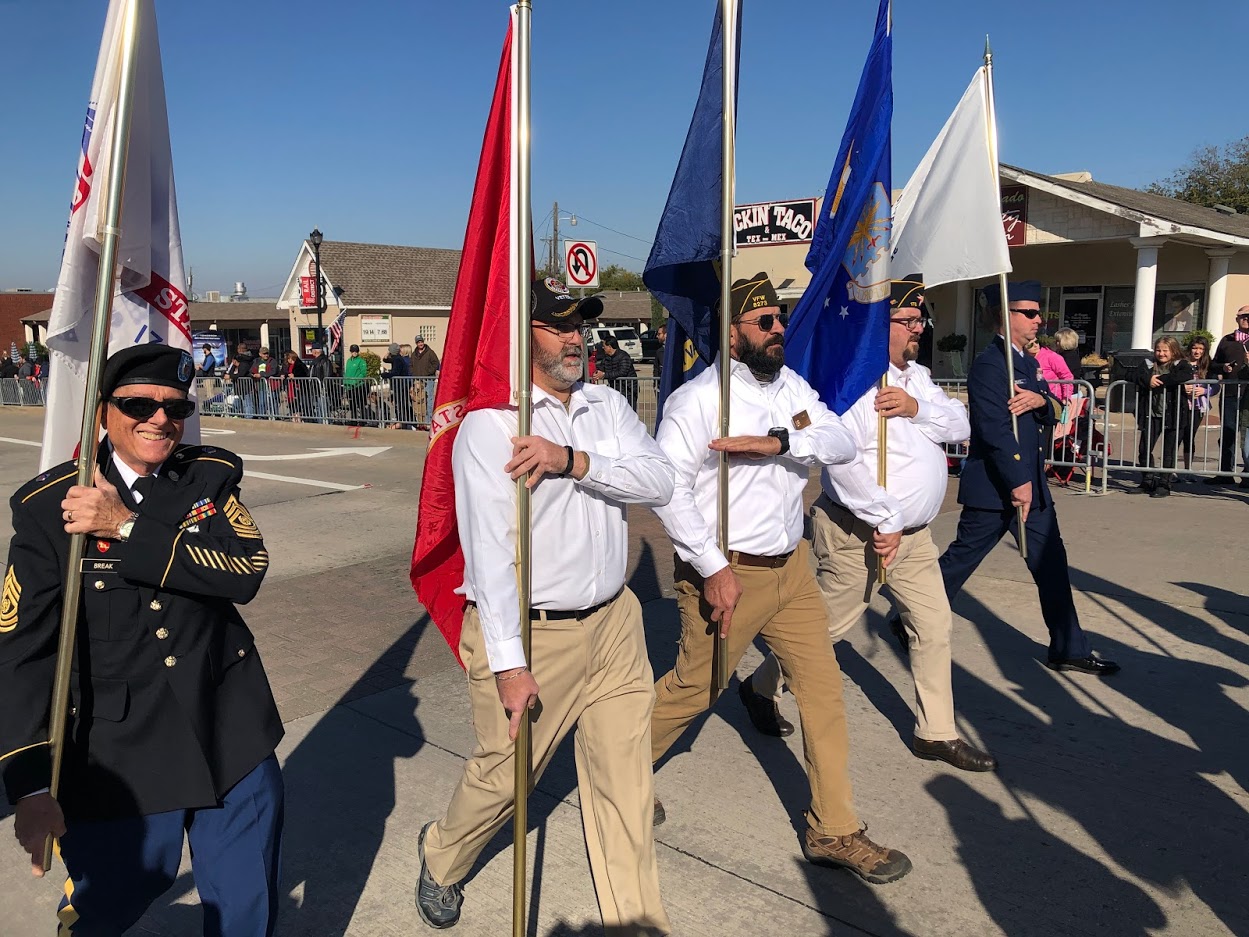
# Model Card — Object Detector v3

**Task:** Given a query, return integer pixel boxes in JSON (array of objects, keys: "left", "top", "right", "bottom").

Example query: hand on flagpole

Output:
[
  {"left": 496, "top": 668, "right": 540, "bottom": 742},
  {"left": 703, "top": 566, "right": 743, "bottom": 639},
  {"left": 1006, "top": 389, "right": 1046, "bottom": 416},
  {"left": 14, "top": 793, "right": 65, "bottom": 877},
  {"left": 874, "top": 386, "right": 918, "bottom": 419},
  {"left": 872, "top": 529, "right": 902, "bottom": 569},
  {"left": 1011, "top": 482, "right": 1032, "bottom": 524},
  {"left": 62, "top": 468, "right": 130, "bottom": 538}
]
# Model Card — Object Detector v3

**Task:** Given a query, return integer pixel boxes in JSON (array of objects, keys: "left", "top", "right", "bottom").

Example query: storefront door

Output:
[{"left": 1060, "top": 294, "right": 1102, "bottom": 355}]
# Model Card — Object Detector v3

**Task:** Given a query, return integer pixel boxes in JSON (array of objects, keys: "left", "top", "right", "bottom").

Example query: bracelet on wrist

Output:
[
  {"left": 495, "top": 667, "right": 528, "bottom": 682},
  {"left": 562, "top": 446, "right": 575, "bottom": 476}
]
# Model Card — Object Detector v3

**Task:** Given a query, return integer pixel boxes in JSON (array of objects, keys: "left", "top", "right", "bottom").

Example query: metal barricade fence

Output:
[
  {"left": 934, "top": 379, "right": 970, "bottom": 464},
  {"left": 0, "top": 377, "right": 34, "bottom": 406},
  {"left": 596, "top": 376, "right": 659, "bottom": 433},
  {"left": 1098, "top": 378, "right": 1240, "bottom": 494},
  {"left": 385, "top": 376, "right": 439, "bottom": 429}
]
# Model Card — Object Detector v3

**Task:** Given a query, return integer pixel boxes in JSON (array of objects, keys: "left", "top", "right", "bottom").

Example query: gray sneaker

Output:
[{"left": 416, "top": 821, "right": 463, "bottom": 929}]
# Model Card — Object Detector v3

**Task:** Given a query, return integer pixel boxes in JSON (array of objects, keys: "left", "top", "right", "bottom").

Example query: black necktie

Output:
[{"left": 131, "top": 475, "right": 156, "bottom": 504}]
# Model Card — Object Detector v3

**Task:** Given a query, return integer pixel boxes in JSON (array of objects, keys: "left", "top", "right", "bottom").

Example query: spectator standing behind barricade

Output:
[
  {"left": 410, "top": 336, "right": 440, "bottom": 428},
  {"left": 1028, "top": 337, "right": 1075, "bottom": 402},
  {"left": 596, "top": 335, "right": 638, "bottom": 410},
  {"left": 0, "top": 355, "right": 16, "bottom": 380},
  {"left": 383, "top": 343, "right": 412, "bottom": 430},
  {"left": 1130, "top": 337, "right": 1192, "bottom": 498},
  {"left": 254, "top": 348, "right": 280, "bottom": 419},
  {"left": 224, "top": 344, "right": 256, "bottom": 419},
  {"left": 344, "top": 344, "right": 368, "bottom": 427},
  {"left": 1208, "top": 306, "right": 1249, "bottom": 485},
  {"left": 1054, "top": 327, "right": 1083, "bottom": 379},
  {"left": 308, "top": 345, "right": 335, "bottom": 424},
  {"left": 281, "top": 350, "right": 309, "bottom": 421},
  {"left": 196, "top": 343, "right": 217, "bottom": 377},
  {"left": 1181, "top": 337, "right": 1218, "bottom": 477},
  {"left": 653, "top": 324, "right": 668, "bottom": 380}
]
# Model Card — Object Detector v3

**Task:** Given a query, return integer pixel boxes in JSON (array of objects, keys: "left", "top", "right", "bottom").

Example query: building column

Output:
[
  {"left": 1130, "top": 236, "right": 1167, "bottom": 349},
  {"left": 260, "top": 322, "right": 271, "bottom": 349},
  {"left": 954, "top": 280, "right": 973, "bottom": 340},
  {"left": 1205, "top": 248, "right": 1237, "bottom": 336}
]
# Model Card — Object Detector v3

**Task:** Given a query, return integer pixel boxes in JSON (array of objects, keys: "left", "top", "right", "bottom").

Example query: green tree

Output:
[
  {"left": 1145, "top": 135, "right": 1249, "bottom": 214},
  {"left": 596, "top": 264, "right": 645, "bottom": 291}
]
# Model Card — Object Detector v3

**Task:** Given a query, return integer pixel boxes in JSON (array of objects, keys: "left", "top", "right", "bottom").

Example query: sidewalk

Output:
[{"left": 3, "top": 478, "right": 1247, "bottom": 935}]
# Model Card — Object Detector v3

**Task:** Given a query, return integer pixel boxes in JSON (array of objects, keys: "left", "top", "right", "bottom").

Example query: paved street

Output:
[{"left": 1, "top": 408, "right": 1247, "bottom": 936}]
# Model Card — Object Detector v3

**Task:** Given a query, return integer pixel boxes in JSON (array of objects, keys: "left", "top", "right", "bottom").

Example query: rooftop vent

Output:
[{"left": 1212, "top": 203, "right": 1239, "bottom": 216}]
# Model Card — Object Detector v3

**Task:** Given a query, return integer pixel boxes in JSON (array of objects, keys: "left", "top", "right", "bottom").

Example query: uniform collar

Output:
[
  {"left": 107, "top": 442, "right": 162, "bottom": 490},
  {"left": 532, "top": 381, "right": 599, "bottom": 415}
]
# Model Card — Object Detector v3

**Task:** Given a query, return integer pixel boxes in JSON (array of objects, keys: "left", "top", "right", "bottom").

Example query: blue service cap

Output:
[{"left": 982, "top": 280, "right": 1042, "bottom": 308}]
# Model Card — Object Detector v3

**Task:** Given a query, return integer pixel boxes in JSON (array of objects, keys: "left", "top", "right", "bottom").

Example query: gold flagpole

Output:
[
  {"left": 42, "top": 0, "right": 144, "bottom": 872},
  {"left": 876, "top": 375, "right": 888, "bottom": 585},
  {"left": 512, "top": 2, "right": 534, "bottom": 934},
  {"left": 714, "top": 0, "right": 738, "bottom": 692},
  {"left": 983, "top": 36, "right": 1027, "bottom": 559}
]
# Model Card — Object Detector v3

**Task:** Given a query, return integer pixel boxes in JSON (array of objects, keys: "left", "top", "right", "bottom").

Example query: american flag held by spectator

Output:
[{"left": 328, "top": 308, "right": 347, "bottom": 354}]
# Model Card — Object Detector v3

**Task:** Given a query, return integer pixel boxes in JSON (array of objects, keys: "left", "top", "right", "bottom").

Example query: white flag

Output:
[
  {"left": 890, "top": 66, "right": 1012, "bottom": 290},
  {"left": 40, "top": 0, "right": 197, "bottom": 470}
]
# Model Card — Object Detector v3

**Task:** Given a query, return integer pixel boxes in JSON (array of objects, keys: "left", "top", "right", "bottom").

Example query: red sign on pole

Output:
[
  {"left": 299, "top": 276, "right": 316, "bottom": 307},
  {"left": 1001, "top": 184, "right": 1028, "bottom": 247}
]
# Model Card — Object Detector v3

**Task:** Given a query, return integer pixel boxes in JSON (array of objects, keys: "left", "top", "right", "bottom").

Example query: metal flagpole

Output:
[
  {"left": 42, "top": 0, "right": 144, "bottom": 872},
  {"left": 714, "top": 0, "right": 738, "bottom": 692},
  {"left": 512, "top": 2, "right": 534, "bottom": 934},
  {"left": 982, "top": 36, "right": 1027, "bottom": 559},
  {"left": 876, "top": 375, "right": 888, "bottom": 585}
]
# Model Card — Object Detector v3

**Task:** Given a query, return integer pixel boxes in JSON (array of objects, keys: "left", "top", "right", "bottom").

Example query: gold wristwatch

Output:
[{"left": 116, "top": 512, "right": 139, "bottom": 542}]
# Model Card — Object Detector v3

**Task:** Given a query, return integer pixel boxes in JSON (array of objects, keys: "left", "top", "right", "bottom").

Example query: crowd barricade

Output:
[
  {"left": 595, "top": 376, "right": 659, "bottom": 433},
  {"left": 933, "top": 380, "right": 970, "bottom": 465},
  {"left": 1097, "top": 378, "right": 1240, "bottom": 494},
  {"left": 0, "top": 377, "right": 45, "bottom": 406}
]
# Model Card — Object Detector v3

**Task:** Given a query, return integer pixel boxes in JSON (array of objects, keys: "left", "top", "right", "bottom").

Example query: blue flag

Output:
[
  {"left": 784, "top": 0, "right": 892, "bottom": 415},
  {"left": 643, "top": 3, "right": 740, "bottom": 420}
]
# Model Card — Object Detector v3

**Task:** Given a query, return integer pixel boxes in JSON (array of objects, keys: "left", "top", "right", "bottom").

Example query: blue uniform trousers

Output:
[
  {"left": 938, "top": 505, "right": 1091, "bottom": 662},
  {"left": 56, "top": 754, "right": 283, "bottom": 937}
]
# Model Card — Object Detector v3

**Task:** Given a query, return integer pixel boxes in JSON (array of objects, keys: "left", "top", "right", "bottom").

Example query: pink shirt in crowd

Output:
[{"left": 1034, "top": 345, "right": 1074, "bottom": 401}]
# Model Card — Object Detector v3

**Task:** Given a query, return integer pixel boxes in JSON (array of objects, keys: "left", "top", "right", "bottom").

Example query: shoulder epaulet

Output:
[
  {"left": 14, "top": 461, "right": 78, "bottom": 505},
  {"left": 169, "top": 444, "right": 243, "bottom": 471}
]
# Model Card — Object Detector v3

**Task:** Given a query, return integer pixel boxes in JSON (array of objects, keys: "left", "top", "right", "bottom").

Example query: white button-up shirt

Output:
[
  {"left": 825, "top": 361, "right": 969, "bottom": 532},
  {"left": 654, "top": 357, "right": 856, "bottom": 578},
  {"left": 453, "top": 382, "right": 675, "bottom": 672}
]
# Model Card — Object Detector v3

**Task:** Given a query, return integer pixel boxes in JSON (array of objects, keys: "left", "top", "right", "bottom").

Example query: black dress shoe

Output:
[
  {"left": 738, "top": 676, "right": 794, "bottom": 737},
  {"left": 1045, "top": 654, "right": 1121, "bottom": 676},
  {"left": 913, "top": 737, "right": 998, "bottom": 772},
  {"left": 886, "top": 614, "right": 909, "bottom": 657},
  {"left": 1150, "top": 485, "right": 1171, "bottom": 498}
]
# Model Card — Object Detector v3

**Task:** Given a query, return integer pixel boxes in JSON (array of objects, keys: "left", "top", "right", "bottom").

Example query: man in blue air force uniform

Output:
[
  {"left": 1, "top": 344, "right": 284, "bottom": 936},
  {"left": 909, "top": 281, "right": 1120, "bottom": 676}
]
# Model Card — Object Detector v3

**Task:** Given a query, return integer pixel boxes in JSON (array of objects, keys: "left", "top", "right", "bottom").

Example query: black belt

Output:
[
  {"left": 822, "top": 497, "right": 927, "bottom": 537},
  {"left": 728, "top": 550, "right": 794, "bottom": 569},
  {"left": 467, "top": 589, "right": 621, "bottom": 621}
]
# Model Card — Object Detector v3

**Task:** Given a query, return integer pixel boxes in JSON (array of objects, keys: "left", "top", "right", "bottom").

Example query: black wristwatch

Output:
[{"left": 767, "top": 426, "right": 790, "bottom": 455}]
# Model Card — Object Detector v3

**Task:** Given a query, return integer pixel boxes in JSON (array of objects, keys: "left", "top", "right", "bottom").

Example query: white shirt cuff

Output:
[
  {"left": 484, "top": 636, "right": 527, "bottom": 673},
  {"left": 911, "top": 399, "right": 931, "bottom": 424},
  {"left": 689, "top": 547, "right": 730, "bottom": 579}
]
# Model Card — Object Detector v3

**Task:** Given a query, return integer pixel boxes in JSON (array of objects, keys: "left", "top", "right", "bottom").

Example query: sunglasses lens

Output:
[
  {"left": 116, "top": 398, "right": 159, "bottom": 419},
  {"left": 165, "top": 400, "right": 196, "bottom": 419},
  {"left": 777, "top": 313, "right": 790, "bottom": 328}
]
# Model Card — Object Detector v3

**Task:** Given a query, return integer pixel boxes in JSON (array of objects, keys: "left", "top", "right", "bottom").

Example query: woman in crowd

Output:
[
  {"left": 282, "top": 349, "right": 310, "bottom": 421},
  {"left": 1027, "top": 336, "right": 1075, "bottom": 402},
  {"left": 1180, "top": 336, "right": 1218, "bottom": 476},
  {"left": 1133, "top": 336, "right": 1193, "bottom": 498},
  {"left": 1055, "top": 327, "right": 1083, "bottom": 378}
]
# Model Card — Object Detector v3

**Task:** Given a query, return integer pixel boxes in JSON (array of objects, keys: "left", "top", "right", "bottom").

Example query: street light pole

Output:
[{"left": 310, "top": 227, "right": 325, "bottom": 353}]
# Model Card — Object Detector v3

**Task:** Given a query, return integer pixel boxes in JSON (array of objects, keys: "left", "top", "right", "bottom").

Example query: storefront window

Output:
[
  {"left": 1102, "top": 287, "right": 1135, "bottom": 355},
  {"left": 1153, "top": 288, "right": 1203, "bottom": 340}
]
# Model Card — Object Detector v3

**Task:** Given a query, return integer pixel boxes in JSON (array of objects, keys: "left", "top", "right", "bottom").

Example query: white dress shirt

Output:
[
  {"left": 824, "top": 361, "right": 970, "bottom": 533},
  {"left": 454, "top": 382, "right": 675, "bottom": 672},
  {"left": 654, "top": 357, "right": 856, "bottom": 578},
  {"left": 110, "top": 448, "right": 159, "bottom": 501}
]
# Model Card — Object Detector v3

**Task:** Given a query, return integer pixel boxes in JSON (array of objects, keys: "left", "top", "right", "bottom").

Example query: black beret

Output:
[
  {"left": 100, "top": 344, "right": 195, "bottom": 398},
  {"left": 730, "top": 273, "right": 780, "bottom": 319},
  {"left": 982, "top": 280, "right": 1042, "bottom": 309},
  {"left": 890, "top": 274, "right": 925, "bottom": 310}
]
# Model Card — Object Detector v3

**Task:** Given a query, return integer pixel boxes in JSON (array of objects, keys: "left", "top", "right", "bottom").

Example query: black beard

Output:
[{"left": 735, "top": 333, "right": 784, "bottom": 379}]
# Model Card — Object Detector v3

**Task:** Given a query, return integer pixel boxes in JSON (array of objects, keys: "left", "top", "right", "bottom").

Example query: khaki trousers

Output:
[
  {"left": 424, "top": 591, "right": 671, "bottom": 936},
  {"left": 650, "top": 541, "right": 860, "bottom": 837},
  {"left": 752, "top": 494, "right": 957, "bottom": 741}
]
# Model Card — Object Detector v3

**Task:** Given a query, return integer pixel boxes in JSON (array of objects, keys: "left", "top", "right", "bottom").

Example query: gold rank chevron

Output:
[
  {"left": 0, "top": 566, "right": 19, "bottom": 633},
  {"left": 185, "top": 545, "right": 270, "bottom": 575},
  {"left": 223, "top": 494, "right": 262, "bottom": 540}
]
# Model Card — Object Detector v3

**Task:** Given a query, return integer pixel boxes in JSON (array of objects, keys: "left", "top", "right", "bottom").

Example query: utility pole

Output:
[{"left": 552, "top": 199, "right": 560, "bottom": 277}]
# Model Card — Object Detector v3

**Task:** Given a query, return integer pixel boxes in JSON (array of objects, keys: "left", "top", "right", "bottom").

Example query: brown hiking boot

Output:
[{"left": 803, "top": 825, "right": 912, "bottom": 884}]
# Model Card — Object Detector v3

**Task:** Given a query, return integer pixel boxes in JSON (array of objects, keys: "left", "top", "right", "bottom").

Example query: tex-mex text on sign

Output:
[
  {"left": 564, "top": 240, "right": 599, "bottom": 288},
  {"left": 734, "top": 198, "right": 816, "bottom": 247}
]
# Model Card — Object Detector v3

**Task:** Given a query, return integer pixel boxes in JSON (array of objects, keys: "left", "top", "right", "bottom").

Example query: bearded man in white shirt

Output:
[
  {"left": 746, "top": 275, "right": 997, "bottom": 772},
  {"left": 648, "top": 273, "right": 912, "bottom": 885},
  {"left": 415, "top": 278, "right": 675, "bottom": 935}
]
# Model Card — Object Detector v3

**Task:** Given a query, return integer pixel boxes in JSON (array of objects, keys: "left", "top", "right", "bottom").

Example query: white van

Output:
[{"left": 585, "top": 325, "right": 643, "bottom": 361}]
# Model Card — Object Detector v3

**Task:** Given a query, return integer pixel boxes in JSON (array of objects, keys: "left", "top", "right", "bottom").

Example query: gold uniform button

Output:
[
  {"left": 237, "top": 648, "right": 247, "bottom": 658},
  {"left": 93, "top": 580, "right": 105, "bottom": 591},
  {"left": 156, "top": 627, "right": 169, "bottom": 640},
  {"left": 150, "top": 599, "right": 163, "bottom": 611},
  {"left": 70, "top": 706, "right": 78, "bottom": 717},
  {"left": 164, "top": 655, "right": 177, "bottom": 668}
]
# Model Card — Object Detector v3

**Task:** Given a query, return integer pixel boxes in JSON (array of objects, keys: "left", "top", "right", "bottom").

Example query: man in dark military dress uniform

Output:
[
  {"left": 917, "top": 281, "right": 1119, "bottom": 675},
  {"left": 0, "top": 344, "right": 284, "bottom": 936}
]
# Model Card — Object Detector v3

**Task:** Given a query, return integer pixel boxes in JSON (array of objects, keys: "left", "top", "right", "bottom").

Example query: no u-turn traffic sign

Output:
[{"left": 563, "top": 240, "right": 599, "bottom": 288}]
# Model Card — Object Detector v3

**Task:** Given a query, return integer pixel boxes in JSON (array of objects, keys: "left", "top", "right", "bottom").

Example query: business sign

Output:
[
  {"left": 564, "top": 240, "right": 599, "bottom": 288},
  {"left": 299, "top": 276, "right": 316, "bottom": 307},
  {"left": 1001, "top": 184, "right": 1028, "bottom": 247},
  {"left": 360, "top": 314, "right": 391, "bottom": 344},
  {"left": 734, "top": 198, "right": 816, "bottom": 247}
]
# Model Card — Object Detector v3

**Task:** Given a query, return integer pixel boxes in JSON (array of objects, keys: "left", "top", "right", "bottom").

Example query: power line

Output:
[{"left": 567, "top": 213, "right": 653, "bottom": 246}]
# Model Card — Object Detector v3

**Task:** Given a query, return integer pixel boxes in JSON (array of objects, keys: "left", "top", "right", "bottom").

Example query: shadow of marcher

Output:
[
  {"left": 275, "top": 616, "right": 429, "bottom": 936},
  {"left": 928, "top": 775, "right": 1165, "bottom": 936}
]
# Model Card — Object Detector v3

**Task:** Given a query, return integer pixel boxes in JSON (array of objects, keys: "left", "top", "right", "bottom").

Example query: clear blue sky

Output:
[{"left": 1, "top": 0, "right": 1244, "bottom": 296}]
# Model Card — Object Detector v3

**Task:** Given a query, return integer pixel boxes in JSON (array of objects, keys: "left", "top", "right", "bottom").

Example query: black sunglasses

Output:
[
  {"left": 109, "top": 396, "right": 196, "bottom": 420},
  {"left": 737, "top": 312, "right": 790, "bottom": 331},
  {"left": 1009, "top": 307, "right": 1043, "bottom": 320}
]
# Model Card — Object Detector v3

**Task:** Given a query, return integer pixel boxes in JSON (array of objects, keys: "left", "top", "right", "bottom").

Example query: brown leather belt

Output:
[
  {"left": 467, "top": 589, "right": 621, "bottom": 621},
  {"left": 728, "top": 549, "right": 793, "bottom": 569}
]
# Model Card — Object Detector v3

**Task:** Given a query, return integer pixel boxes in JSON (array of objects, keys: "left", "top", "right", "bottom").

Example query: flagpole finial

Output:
[{"left": 984, "top": 35, "right": 992, "bottom": 65}]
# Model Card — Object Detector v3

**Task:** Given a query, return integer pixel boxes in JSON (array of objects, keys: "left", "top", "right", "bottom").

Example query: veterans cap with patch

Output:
[
  {"left": 982, "top": 279, "right": 1043, "bottom": 309},
  {"left": 531, "top": 277, "right": 603, "bottom": 324},
  {"left": 100, "top": 344, "right": 195, "bottom": 398},
  {"left": 730, "top": 273, "right": 780, "bottom": 319},
  {"left": 890, "top": 274, "right": 925, "bottom": 310}
]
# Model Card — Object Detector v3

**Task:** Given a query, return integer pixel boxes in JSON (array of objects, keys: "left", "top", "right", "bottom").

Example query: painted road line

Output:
[
  {"left": 0, "top": 436, "right": 41, "bottom": 448},
  {"left": 243, "top": 470, "right": 365, "bottom": 492},
  {"left": 236, "top": 446, "right": 390, "bottom": 462}
]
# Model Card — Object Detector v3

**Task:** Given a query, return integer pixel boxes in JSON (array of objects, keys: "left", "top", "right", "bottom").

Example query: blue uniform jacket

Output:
[{"left": 958, "top": 335, "right": 1062, "bottom": 511}]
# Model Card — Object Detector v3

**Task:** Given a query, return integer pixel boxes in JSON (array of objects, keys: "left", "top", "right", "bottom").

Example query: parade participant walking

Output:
[
  {"left": 416, "top": 278, "right": 674, "bottom": 934},
  {"left": 648, "top": 272, "right": 913, "bottom": 885},
  {"left": 921, "top": 281, "right": 1120, "bottom": 675},
  {"left": 1, "top": 344, "right": 284, "bottom": 936},
  {"left": 746, "top": 276, "right": 995, "bottom": 772}
]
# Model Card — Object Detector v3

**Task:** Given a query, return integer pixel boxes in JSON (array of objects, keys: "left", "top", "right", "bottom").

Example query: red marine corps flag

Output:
[
  {"left": 410, "top": 9, "right": 522, "bottom": 663},
  {"left": 40, "top": 0, "right": 197, "bottom": 470}
]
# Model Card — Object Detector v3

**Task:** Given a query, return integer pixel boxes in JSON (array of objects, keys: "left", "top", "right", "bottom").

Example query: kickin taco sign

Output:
[{"left": 734, "top": 198, "right": 816, "bottom": 247}]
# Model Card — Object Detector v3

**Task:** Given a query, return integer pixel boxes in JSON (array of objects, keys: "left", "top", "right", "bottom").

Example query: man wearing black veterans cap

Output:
[
  {"left": 647, "top": 272, "right": 913, "bottom": 884},
  {"left": 911, "top": 280, "right": 1119, "bottom": 676},
  {"left": 746, "top": 275, "right": 996, "bottom": 771},
  {"left": 0, "top": 344, "right": 285, "bottom": 935},
  {"left": 416, "top": 278, "right": 674, "bottom": 933}
]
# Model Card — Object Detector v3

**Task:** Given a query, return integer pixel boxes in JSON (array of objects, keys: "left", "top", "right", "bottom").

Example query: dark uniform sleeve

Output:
[
  {"left": 968, "top": 358, "right": 1031, "bottom": 492},
  {"left": 117, "top": 451, "right": 269, "bottom": 606},
  {"left": 0, "top": 477, "right": 73, "bottom": 801}
]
